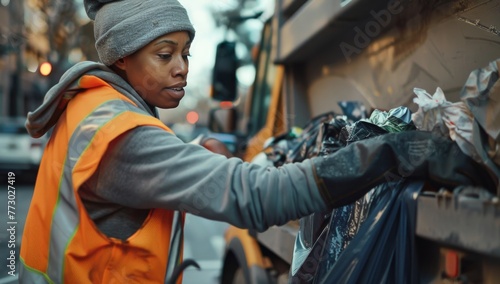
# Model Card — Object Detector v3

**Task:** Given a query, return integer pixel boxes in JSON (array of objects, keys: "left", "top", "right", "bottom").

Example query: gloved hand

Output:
[{"left": 311, "top": 130, "right": 497, "bottom": 208}]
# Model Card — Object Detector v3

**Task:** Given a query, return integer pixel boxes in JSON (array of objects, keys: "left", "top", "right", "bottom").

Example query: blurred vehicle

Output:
[
  {"left": 209, "top": 0, "right": 500, "bottom": 283},
  {"left": 0, "top": 116, "right": 47, "bottom": 180}
]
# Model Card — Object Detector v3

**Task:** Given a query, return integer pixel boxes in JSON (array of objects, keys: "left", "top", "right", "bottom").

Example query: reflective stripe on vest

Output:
[
  {"left": 21, "top": 78, "right": 181, "bottom": 283},
  {"left": 19, "top": 258, "right": 50, "bottom": 284},
  {"left": 51, "top": 100, "right": 144, "bottom": 282}
]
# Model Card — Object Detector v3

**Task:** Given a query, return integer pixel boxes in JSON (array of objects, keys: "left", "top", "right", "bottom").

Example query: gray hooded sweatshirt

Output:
[{"left": 26, "top": 61, "right": 328, "bottom": 240}]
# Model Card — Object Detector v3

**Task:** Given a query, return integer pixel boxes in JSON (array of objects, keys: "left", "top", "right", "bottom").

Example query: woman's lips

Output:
[{"left": 164, "top": 87, "right": 185, "bottom": 99}]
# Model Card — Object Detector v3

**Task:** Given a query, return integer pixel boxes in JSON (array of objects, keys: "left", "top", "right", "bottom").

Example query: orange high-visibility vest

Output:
[{"left": 20, "top": 75, "right": 182, "bottom": 283}]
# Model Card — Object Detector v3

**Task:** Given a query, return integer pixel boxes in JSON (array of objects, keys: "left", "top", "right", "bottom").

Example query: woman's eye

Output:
[
  {"left": 158, "top": 54, "right": 171, "bottom": 60},
  {"left": 182, "top": 54, "right": 191, "bottom": 60}
]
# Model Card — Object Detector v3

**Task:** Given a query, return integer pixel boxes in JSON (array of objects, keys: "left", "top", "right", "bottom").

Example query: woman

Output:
[{"left": 19, "top": 0, "right": 493, "bottom": 283}]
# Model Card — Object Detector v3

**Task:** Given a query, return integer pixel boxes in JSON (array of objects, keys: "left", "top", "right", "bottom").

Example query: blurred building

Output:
[
  {"left": 0, "top": 0, "right": 25, "bottom": 118},
  {"left": 1, "top": 0, "right": 94, "bottom": 119},
  {"left": 1, "top": 0, "right": 271, "bottom": 128}
]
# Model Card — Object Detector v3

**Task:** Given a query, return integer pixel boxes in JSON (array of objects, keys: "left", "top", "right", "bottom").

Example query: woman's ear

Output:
[
  {"left": 110, "top": 58, "right": 128, "bottom": 81},
  {"left": 114, "top": 58, "right": 127, "bottom": 71}
]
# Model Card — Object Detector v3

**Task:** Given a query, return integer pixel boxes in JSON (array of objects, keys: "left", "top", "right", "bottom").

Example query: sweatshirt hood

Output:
[{"left": 26, "top": 61, "right": 157, "bottom": 138}]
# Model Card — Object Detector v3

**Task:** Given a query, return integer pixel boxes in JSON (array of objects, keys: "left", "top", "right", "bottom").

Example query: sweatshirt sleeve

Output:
[{"left": 93, "top": 126, "right": 328, "bottom": 232}]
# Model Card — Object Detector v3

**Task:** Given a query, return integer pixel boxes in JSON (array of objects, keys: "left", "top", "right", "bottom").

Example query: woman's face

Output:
[{"left": 116, "top": 31, "right": 191, "bottom": 109}]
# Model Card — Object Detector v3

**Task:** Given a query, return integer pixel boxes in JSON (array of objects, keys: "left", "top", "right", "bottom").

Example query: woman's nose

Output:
[{"left": 172, "top": 56, "right": 189, "bottom": 78}]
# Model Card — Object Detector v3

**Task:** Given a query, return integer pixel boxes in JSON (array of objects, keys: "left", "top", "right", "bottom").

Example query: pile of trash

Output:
[{"left": 260, "top": 59, "right": 500, "bottom": 283}]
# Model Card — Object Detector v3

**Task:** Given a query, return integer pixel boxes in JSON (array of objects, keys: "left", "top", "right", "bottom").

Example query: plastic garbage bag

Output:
[
  {"left": 318, "top": 116, "right": 349, "bottom": 156},
  {"left": 286, "top": 112, "right": 337, "bottom": 163},
  {"left": 411, "top": 87, "right": 481, "bottom": 164},
  {"left": 412, "top": 87, "right": 453, "bottom": 136},
  {"left": 287, "top": 113, "right": 353, "bottom": 283},
  {"left": 461, "top": 59, "right": 500, "bottom": 144},
  {"left": 264, "top": 128, "right": 303, "bottom": 167},
  {"left": 410, "top": 58, "right": 500, "bottom": 186},
  {"left": 337, "top": 101, "right": 368, "bottom": 121},
  {"left": 289, "top": 110, "right": 402, "bottom": 284},
  {"left": 340, "top": 120, "right": 388, "bottom": 146},
  {"left": 317, "top": 180, "right": 423, "bottom": 284},
  {"left": 460, "top": 58, "right": 500, "bottom": 182},
  {"left": 307, "top": 119, "right": 389, "bottom": 283},
  {"left": 311, "top": 186, "right": 379, "bottom": 281}
]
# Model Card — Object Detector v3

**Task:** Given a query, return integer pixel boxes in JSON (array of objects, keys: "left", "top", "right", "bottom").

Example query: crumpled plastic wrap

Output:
[
  {"left": 368, "top": 106, "right": 416, "bottom": 133},
  {"left": 460, "top": 58, "right": 500, "bottom": 180},
  {"left": 411, "top": 87, "right": 481, "bottom": 163}
]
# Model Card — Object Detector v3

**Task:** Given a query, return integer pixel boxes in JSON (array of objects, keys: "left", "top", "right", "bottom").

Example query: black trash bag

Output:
[
  {"left": 319, "top": 117, "right": 349, "bottom": 156},
  {"left": 287, "top": 114, "right": 354, "bottom": 283},
  {"left": 309, "top": 121, "right": 389, "bottom": 282},
  {"left": 286, "top": 112, "right": 337, "bottom": 163},
  {"left": 265, "top": 111, "right": 343, "bottom": 167},
  {"left": 289, "top": 117, "right": 388, "bottom": 284},
  {"left": 337, "top": 101, "right": 368, "bottom": 122},
  {"left": 339, "top": 120, "right": 388, "bottom": 146},
  {"left": 317, "top": 180, "right": 422, "bottom": 284},
  {"left": 312, "top": 186, "right": 382, "bottom": 280},
  {"left": 264, "top": 130, "right": 302, "bottom": 167}
]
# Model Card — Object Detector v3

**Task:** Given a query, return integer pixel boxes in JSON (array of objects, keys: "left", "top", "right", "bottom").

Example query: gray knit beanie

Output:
[{"left": 84, "top": 0, "right": 195, "bottom": 66}]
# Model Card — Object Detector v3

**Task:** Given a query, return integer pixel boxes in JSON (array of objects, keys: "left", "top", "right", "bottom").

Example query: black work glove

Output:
[{"left": 311, "top": 130, "right": 497, "bottom": 208}]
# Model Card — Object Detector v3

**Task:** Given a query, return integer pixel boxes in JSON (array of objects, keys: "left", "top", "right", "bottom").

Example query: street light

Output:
[
  {"left": 186, "top": 111, "right": 199, "bottom": 124},
  {"left": 39, "top": 62, "right": 52, "bottom": 76}
]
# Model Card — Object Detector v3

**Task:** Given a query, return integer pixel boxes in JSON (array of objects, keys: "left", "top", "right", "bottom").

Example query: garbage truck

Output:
[{"left": 207, "top": 0, "right": 500, "bottom": 283}]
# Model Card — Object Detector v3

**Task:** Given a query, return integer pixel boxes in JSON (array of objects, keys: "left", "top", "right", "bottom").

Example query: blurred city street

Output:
[{"left": 182, "top": 215, "right": 229, "bottom": 284}]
